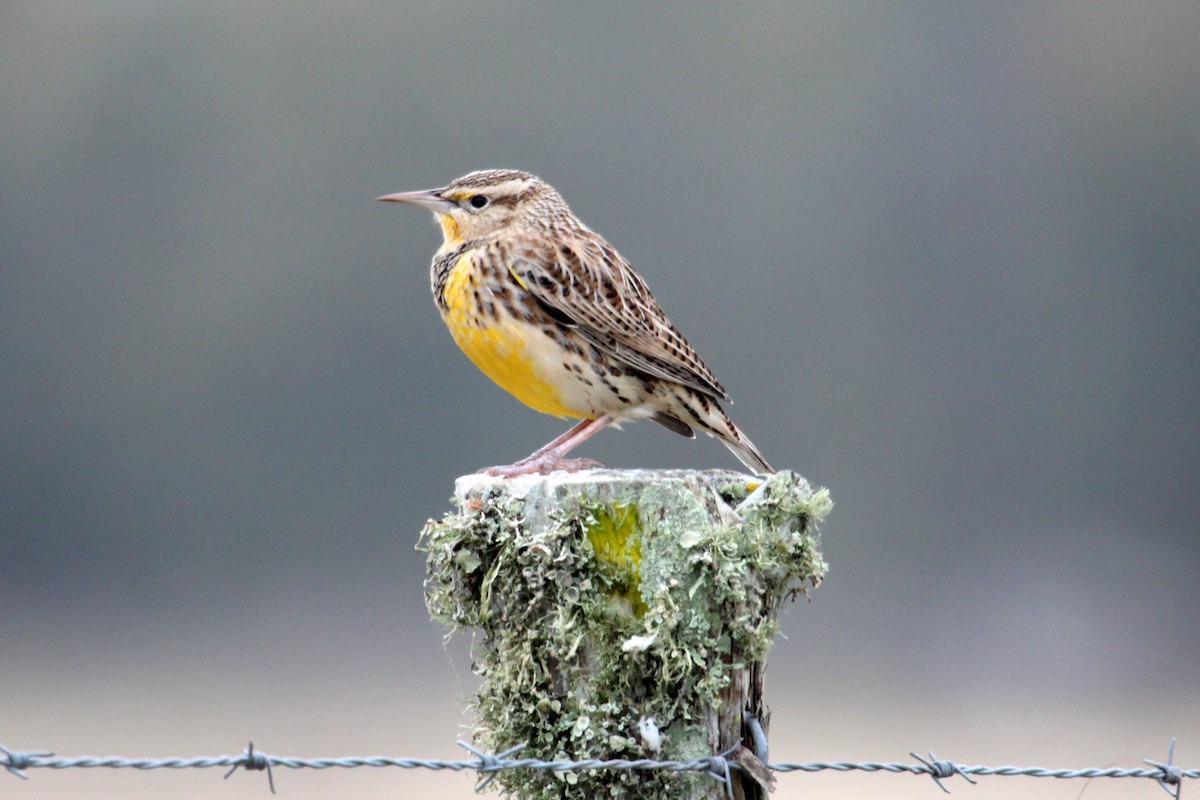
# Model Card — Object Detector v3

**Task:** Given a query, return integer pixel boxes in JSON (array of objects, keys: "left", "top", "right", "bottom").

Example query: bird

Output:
[{"left": 378, "top": 169, "right": 774, "bottom": 477}]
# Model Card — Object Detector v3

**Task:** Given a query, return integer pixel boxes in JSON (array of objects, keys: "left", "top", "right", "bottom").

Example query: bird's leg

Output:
[
  {"left": 521, "top": 418, "right": 599, "bottom": 460},
  {"left": 481, "top": 415, "right": 613, "bottom": 477}
]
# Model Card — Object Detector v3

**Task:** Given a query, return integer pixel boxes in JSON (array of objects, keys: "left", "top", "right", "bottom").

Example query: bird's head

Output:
[{"left": 378, "top": 169, "right": 557, "bottom": 245}]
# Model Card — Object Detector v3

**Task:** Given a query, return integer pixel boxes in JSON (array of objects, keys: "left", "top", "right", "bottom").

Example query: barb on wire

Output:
[
  {"left": 223, "top": 742, "right": 276, "bottom": 794},
  {"left": 1, "top": 742, "right": 52, "bottom": 780},
  {"left": 910, "top": 751, "right": 977, "bottom": 793},
  {"left": 1146, "top": 738, "right": 1183, "bottom": 800},
  {"left": 458, "top": 740, "right": 526, "bottom": 792},
  {"left": 702, "top": 745, "right": 737, "bottom": 799}
]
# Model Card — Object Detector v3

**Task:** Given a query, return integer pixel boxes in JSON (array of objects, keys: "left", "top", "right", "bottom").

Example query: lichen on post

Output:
[{"left": 421, "top": 469, "right": 831, "bottom": 799}]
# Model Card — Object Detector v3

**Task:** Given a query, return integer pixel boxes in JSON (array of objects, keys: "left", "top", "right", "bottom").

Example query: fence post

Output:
[{"left": 422, "top": 468, "right": 830, "bottom": 799}]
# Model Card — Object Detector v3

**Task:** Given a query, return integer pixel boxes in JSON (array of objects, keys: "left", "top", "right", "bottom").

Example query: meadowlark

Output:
[{"left": 378, "top": 169, "right": 774, "bottom": 476}]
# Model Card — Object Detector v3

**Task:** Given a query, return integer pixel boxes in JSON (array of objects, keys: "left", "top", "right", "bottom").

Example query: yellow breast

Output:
[{"left": 441, "top": 253, "right": 587, "bottom": 419}]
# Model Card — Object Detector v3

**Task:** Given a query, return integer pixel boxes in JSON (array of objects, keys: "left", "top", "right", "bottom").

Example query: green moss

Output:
[{"left": 420, "top": 470, "right": 830, "bottom": 800}]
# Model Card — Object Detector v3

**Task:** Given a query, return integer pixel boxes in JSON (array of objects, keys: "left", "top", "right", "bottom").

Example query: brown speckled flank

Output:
[{"left": 379, "top": 170, "right": 773, "bottom": 476}]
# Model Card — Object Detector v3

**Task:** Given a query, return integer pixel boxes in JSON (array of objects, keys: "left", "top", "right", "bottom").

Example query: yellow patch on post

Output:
[
  {"left": 441, "top": 254, "right": 582, "bottom": 418},
  {"left": 585, "top": 502, "right": 646, "bottom": 616}
]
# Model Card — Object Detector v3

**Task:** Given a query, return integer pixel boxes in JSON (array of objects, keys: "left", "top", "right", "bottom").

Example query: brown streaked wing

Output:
[{"left": 506, "top": 234, "right": 730, "bottom": 401}]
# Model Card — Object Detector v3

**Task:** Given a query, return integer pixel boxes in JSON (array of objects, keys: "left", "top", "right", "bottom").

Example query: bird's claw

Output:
[{"left": 478, "top": 455, "right": 606, "bottom": 477}]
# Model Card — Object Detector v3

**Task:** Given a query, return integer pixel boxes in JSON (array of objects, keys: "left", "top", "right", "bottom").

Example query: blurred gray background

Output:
[{"left": 3, "top": 3, "right": 1198, "bottom": 798}]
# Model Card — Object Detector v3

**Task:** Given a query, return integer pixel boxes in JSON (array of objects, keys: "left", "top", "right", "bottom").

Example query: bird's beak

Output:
[{"left": 376, "top": 188, "right": 456, "bottom": 213}]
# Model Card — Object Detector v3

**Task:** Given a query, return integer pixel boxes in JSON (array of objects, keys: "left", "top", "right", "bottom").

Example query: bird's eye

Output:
[{"left": 469, "top": 194, "right": 489, "bottom": 209}]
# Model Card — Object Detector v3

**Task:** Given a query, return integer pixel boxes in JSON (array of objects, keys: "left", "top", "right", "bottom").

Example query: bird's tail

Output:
[
  {"left": 653, "top": 391, "right": 775, "bottom": 474},
  {"left": 715, "top": 420, "right": 775, "bottom": 475}
]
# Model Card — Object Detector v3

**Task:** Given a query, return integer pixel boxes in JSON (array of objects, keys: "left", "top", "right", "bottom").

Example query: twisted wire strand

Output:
[{"left": 2, "top": 738, "right": 1193, "bottom": 795}]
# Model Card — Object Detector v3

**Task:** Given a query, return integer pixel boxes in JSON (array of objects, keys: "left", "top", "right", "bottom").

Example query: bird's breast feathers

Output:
[{"left": 439, "top": 251, "right": 595, "bottom": 418}]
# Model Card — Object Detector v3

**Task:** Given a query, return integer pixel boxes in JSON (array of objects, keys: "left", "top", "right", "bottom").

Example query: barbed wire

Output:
[{"left": 1, "top": 737, "right": 1192, "bottom": 798}]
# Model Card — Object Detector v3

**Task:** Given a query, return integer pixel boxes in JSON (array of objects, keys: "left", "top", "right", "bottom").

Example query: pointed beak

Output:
[{"left": 376, "top": 187, "right": 456, "bottom": 213}]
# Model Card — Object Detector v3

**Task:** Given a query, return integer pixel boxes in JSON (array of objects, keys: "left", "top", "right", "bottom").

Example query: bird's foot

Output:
[{"left": 478, "top": 454, "right": 606, "bottom": 477}]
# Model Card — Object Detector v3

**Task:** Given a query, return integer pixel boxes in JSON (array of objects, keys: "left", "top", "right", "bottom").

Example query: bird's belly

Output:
[
  {"left": 448, "top": 315, "right": 589, "bottom": 417},
  {"left": 441, "top": 261, "right": 591, "bottom": 418}
]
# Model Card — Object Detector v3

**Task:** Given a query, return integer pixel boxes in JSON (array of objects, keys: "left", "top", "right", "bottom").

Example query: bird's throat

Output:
[{"left": 437, "top": 213, "right": 462, "bottom": 246}]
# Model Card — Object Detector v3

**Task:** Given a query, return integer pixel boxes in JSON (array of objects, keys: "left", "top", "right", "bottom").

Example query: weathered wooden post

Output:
[{"left": 422, "top": 469, "right": 830, "bottom": 799}]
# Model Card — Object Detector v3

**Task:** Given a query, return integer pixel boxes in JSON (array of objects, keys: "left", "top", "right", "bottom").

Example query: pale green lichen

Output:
[{"left": 420, "top": 469, "right": 830, "bottom": 800}]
